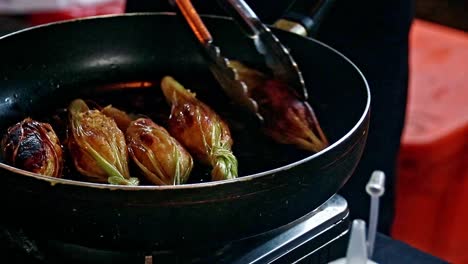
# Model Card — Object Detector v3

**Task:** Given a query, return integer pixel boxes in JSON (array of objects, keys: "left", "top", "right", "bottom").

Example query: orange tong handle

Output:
[{"left": 174, "top": 0, "right": 213, "bottom": 44}]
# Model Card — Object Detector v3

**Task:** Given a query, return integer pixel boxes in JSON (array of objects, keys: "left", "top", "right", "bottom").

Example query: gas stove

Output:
[{"left": 0, "top": 195, "right": 349, "bottom": 264}]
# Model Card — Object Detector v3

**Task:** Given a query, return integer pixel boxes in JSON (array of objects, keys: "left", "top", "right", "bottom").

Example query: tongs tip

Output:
[
  {"left": 207, "top": 44, "right": 263, "bottom": 120},
  {"left": 221, "top": 0, "right": 309, "bottom": 101},
  {"left": 173, "top": 0, "right": 306, "bottom": 121}
]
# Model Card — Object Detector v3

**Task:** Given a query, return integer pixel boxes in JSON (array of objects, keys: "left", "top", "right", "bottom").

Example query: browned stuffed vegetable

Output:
[
  {"left": 230, "top": 61, "right": 329, "bottom": 152},
  {"left": 126, "top": 118, "right": 193, "bottom": 185},
  {"left": 1, "top": 118, "right": 63, "bottom": 177},
  {"left": 101, "top": 105, "right": 134, "bottom": 132},
  {"left": 67, "top": 99, "right": 139, "bottom": 185},
  {"left": 161, "top": 76, "right": 238, "bottom": 181}
]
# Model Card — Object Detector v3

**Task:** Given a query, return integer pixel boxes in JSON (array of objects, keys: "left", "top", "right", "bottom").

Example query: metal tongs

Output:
[{"left": 173, "top": 0, "right": 308, "bottom": 121}]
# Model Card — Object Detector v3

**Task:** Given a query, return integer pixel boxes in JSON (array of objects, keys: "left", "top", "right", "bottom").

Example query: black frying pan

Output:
[{"left": 0, "top": 13, "right": 370, "bottom": 252}]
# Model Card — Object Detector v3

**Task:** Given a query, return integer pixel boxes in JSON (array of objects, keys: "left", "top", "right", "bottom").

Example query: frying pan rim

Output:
[{"left": 0, "top": 12, "right": 371, "bottom": 190}]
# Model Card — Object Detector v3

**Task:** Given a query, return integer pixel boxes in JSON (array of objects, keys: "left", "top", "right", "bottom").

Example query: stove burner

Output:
[{"left": 0, "top": 195, "right": 349, "bottom": 264}]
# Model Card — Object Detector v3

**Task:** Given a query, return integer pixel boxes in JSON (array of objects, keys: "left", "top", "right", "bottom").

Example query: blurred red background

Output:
[{"left": 26, "top": 0, "right": 125, "bottom": 25}]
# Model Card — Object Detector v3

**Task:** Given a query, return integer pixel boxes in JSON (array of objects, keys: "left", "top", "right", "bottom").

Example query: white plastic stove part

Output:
[
  {"left": 366, "top": 170, "right": 385, "bottom": 257},
  {"left": 328, "top": 170, "right": 386, "bottom": 264}
]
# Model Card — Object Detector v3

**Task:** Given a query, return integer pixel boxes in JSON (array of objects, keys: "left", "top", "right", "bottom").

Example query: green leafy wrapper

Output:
[
  {"left": 67, "top": 99, "right": 139, "bottom": 185},
  {"left": 126, "top": 118, "right": 193, "bottom": 185}
]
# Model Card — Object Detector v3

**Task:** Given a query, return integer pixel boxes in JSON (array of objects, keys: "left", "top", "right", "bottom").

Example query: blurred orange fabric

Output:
[
  {"left": 28, "top": 0, "right": 125, "bottom": 25},
  {"left": 393, "top": 19, "right": 468, "bottom": 264}
]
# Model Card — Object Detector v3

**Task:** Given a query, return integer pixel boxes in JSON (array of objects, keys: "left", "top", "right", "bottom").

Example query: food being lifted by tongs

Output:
[
  {"left": 230, "top": 61, "right": 328, "bottom": 152},
  {"left": 173, "top": 0, "right": 328, "bottom": 152}
]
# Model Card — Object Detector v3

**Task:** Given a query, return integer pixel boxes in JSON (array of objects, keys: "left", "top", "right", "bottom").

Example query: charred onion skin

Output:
[
  {"left": 161, "top": 76, "right": 238, "bottom": 181},
  {"left": 126, "top": 118, "right": 193, "bottom": 185},
  {"left": 67, "top": 99, "right": 139, "bottom": 186},
  {"left": 1, "top": 118, "right": 63, "bottom": 177},
  {"left": 230, "top": 61, "right": 329, "bottom": 152}
]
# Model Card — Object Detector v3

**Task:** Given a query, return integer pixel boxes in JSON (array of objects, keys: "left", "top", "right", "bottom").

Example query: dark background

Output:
[
  {"left": 415, "top": 0, "right": 468, "bottom": 31},
  {"left": 1, "top": 0, "right": 467, "bottom": 34}
]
